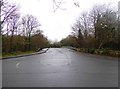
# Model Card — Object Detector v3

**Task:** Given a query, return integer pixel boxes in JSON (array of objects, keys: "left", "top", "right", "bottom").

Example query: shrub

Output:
[
  {"left": 100, "top": 49, "right": 109, "bottom": 55},
  {"left": 88, "top": 48, "right": 95, "bottom": 54}
]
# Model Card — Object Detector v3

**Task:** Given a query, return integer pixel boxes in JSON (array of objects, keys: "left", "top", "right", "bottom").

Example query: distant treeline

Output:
[{"left": 2, "top": 34, "right": 49, "bottom": 53}]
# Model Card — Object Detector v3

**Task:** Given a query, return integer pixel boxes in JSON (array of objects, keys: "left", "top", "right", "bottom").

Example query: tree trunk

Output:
[
  {"left": 28, "top": 34, "right": 31, "bottom": 51},
  {"left": 10, "top": 32, "right": 14, "bottom": 52}
]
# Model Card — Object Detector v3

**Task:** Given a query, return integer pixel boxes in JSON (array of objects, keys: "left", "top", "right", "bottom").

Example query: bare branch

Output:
[{"left": 53, "top": 0, "right": 66, "bottom": 12}]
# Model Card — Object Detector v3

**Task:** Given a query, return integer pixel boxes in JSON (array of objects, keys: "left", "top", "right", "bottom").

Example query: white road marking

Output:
[{"left": 16, "top": 62, "right": 22, "bottom": 68}]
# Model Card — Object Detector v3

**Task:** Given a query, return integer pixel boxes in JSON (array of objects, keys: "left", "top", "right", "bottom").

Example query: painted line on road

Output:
[{"left": 16, "top": 61, "right": 22, "bottom": 68}]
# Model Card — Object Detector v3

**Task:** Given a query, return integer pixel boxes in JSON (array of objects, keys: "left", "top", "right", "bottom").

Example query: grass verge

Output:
[
  {"left": 2, "top": 51, "right": 35, "bottom": 58},
  {"left": 76, "top": 48, "right": 120, "bottom": 57}
]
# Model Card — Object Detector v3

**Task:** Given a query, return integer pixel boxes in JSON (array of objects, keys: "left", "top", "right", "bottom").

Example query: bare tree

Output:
[
  {"left": 71, "top": 12, "right": 91, "bottom": 47},
  {"left": 0, "top": 0, "right": 19, "bottom": 25},
  {"left": 22, "top": 14, "right": 41, "bottom": 51},
  {"left": 9, "top": 13, "right": 20, "bottom": 52},
  {"left": 0, "top": 0, "right": 20, "bottom": 52},
  {"left": 89, "top": 4, "right": 117, "bottom": 48},
  {"left": 71, "top": 4, "right": 117, "bottom": 49},
  {"left": 72, "top": 21, "right": 83, "bottom": 47}
]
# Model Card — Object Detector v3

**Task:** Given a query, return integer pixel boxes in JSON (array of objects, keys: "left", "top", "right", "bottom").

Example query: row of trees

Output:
[
  {"left": 1, "top": 0, "right": 49, "bottom": 53},
  {"left": 60, "top": 4, "right": 119, "bottom": 50}
]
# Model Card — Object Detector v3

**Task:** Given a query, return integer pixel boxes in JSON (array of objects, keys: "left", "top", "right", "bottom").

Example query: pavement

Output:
[{"left": 2, "top": 48, "right": 118, "bottom": 87}]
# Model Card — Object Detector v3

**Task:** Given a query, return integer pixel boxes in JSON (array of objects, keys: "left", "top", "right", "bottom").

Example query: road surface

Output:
[{"left": 3, "top": 48, "right": 118, "bottom": 87}]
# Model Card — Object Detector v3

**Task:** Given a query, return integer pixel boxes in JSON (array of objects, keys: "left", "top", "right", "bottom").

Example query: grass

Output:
[{"left": 2, "top": 51, "right": 35, "bottom": 58}]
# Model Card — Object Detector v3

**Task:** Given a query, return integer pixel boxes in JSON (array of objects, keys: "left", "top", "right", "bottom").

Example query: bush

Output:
[
  {"left": 88, "top": 48, "right": 95, "bottom": 54},
  {"left": 100, "top": 49, "right": 109, "bottom": 55}
]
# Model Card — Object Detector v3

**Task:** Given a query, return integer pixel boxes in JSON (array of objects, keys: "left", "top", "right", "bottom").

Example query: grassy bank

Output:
[
  {"left": 2, "top": 51, "right": 35, "bottom": 58},
  {"left": 75, "top": 48, "right": 120, "bottom": 57}
]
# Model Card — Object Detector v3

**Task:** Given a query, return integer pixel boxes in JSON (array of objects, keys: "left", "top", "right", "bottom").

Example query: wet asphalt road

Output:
[{"left": 3, "top": 48, "right": 118, "bottom": 87}]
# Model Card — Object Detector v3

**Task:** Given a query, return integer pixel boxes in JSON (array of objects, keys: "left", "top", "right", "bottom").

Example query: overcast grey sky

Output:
[{"left": 10, "top": 0, "right": 119, "bottom": 41}]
